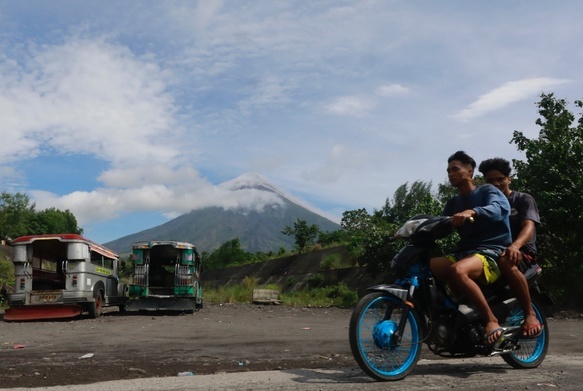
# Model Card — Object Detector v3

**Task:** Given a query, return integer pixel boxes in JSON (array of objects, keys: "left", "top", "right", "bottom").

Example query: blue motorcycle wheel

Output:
[
  {"left": 501, "top": 299, "right": 549, "bottom": 369},
  {"left": 349, "top": 291, "right": 422, "bottom": 381}
]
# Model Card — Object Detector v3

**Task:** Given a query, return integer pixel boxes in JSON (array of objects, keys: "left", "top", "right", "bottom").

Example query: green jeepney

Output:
[{"left": 127, "top": 240, "right": 203, "bottom": 312}]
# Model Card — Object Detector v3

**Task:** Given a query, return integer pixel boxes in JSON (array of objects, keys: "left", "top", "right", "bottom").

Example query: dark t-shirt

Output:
[{"left": 507, "top": 191, "right": 540, "bottom": 255}]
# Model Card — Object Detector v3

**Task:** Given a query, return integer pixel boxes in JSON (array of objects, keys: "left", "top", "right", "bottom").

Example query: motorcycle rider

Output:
[
  {"left": 479, "top": 157, "right": 543, "bottom": 338},
  {"left": 430, "top": 151, "right": 512, "bottom": 346}
]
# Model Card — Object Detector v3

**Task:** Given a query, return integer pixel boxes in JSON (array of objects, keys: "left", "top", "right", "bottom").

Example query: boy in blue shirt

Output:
[{"left": 430, "top": 151, "right": 512, "bottom": 346}]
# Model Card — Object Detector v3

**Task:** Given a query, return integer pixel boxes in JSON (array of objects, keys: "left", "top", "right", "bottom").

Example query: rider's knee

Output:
[{"left": 498, "top": 260, "right": 518, "bottom": 274}]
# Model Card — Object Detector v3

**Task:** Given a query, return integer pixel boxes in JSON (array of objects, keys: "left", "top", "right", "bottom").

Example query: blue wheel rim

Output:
[
  {"left": 357, "top": 295, "right": 420, "bottom": 377},
  {"left": 504, "top": 304, "right": 546, "bottom": 363}
]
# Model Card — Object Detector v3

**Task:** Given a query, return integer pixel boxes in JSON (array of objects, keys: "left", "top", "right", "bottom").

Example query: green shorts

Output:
[{"left": 446, "top": 251, "right": 501, "bottom": 285}]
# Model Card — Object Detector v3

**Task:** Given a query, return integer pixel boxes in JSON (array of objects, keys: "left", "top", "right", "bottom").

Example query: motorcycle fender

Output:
[{"left": 366, "top": 284, "right": 408, "bottom": 302}]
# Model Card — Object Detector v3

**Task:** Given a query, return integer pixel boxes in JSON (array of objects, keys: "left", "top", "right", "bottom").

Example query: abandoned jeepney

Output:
[
  {"left": 4, "top": 234, "right": 126, "bottom": 321},
  {"left": 126, "top": 240, "right": 203, "bottom": 312}
]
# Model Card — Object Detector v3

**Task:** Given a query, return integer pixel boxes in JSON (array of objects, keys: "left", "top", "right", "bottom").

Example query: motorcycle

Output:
[{"left": 349, "top": 215, "right": 550, "bottom": 381}]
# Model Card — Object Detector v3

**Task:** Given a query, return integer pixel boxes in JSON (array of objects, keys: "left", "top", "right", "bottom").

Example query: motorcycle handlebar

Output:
[{"left": 446, "top": 216, "right": 475, "bottom": 224}]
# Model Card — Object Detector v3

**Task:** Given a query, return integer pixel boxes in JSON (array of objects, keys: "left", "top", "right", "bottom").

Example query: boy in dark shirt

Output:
[{"left": 479, "top": 157, "right": 543, "bottom": 338}]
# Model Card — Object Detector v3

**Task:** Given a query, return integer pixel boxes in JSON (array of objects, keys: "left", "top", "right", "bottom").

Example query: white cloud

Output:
[
  {"left": 324, "top": 95, "right": 377, "bottom": 117},
  {"left": 31, "top": 180, "right": 285, "bottom": 226},
  {"left": 452, "top": 78, "right": 572, "bottom": 122},
  {"left": 301, "top": 144, "right": 373, "bottom": 184},
  {"left": 98, "top": 166, "right": 203, "bottom": 188},
  {"left": 376, "top": 84, "right": 410, "bottom": 97},
  {"left": 0, "top": 38, "right": 182, "bottom": 168},
  {"left": 239, "top": 74, "right": 292, "bottom": 112}
]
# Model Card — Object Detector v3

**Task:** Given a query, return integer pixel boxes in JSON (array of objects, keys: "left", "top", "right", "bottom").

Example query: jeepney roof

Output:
[
  {"left": 12, "top": 234, "right": 119, "bottom": 259},
  {"left": 132, "top": 240, "right": 197, "bottom": 250}
]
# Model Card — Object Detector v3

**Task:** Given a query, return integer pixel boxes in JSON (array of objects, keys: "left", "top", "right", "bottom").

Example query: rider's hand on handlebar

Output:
[{"left": 450, "top": 210, "right": 476, "bottom": 227}]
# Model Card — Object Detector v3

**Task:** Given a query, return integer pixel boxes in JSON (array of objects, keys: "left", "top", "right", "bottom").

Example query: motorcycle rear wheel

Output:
[
  {"left": 501, "top": 298, "right": 549, "bottom": 369},
  {"left": 349, "top": 291, "right": 422, "bottom": 381}
]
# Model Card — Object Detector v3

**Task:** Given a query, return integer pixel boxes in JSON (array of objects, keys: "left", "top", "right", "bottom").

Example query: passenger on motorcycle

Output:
[
  {"left": 479, "top": 157, "right": 543, "bottom": 338},
  {"left": 430, "top": 151, "right": 512, "bottom": 346}
]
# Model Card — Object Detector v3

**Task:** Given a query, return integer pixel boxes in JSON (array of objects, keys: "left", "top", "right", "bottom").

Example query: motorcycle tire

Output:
[
  {"left": 349, "top": 291, "right": 422, "bottom": 381},
  {"left": 501, "top": 298, "right": 549, "bottom": 369}
]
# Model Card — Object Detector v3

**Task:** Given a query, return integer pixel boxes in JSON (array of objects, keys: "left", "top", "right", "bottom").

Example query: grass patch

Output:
[
  {"left": 204, "top": 279, "right": 358, "bottom": 308},
  {"left": 203, "top": 276, "right": 261, "bottom": 304},
  {"left": 281, "top": 282, "right": 357, "bottom": 308}
]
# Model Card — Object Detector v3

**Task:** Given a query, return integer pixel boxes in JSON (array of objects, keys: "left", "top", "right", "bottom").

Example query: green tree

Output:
[
  {"left": 0, "top": 192, "right": 36, "bottom": 240},
  {"left": 204, "top": 238, "right": 249, "bottom": 270},
  {"left": 282, "top": 219, "right": 320, "bottom": 254},
  {"left": 0, "top": 252, "right": 15, "bottom": 306},
  {"left": 341, "top": 208, "right": 374, "bottom": 232},
  {"left": 339, "top": 208, "right": 373, "bottom": 258},
  {"left": 31, "top": 207, "right": 83, "bottom": 235},
  {"left": 341, "top": 181, "right": 449, "bottom": 275},
  {"left": 436, "top": 181, "right": 457, "bottom": 205},
  {"left": 382, "top": 181, "right": 443, "bottom": 224},
  {"left": 510, "top": 93, "right": 583, "bottom": 300},
  {"left": 0, "top": 192, "right": 84, "bottom": 239},
  {"left": 317, "top": 229, "right": 344, "bottom": 247}
]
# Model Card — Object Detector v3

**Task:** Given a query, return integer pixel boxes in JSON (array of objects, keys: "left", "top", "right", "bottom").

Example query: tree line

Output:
[{"left": 0, "top": 192, "right": 82, "bottom": 240}]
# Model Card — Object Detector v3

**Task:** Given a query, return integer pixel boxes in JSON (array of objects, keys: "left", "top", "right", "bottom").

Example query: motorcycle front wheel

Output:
[
  {"left": 349, "top": 291, "right": 422, "bottom": 381},
  {"left": 501, "top": 298, "right": 549, "bottom": 369}
]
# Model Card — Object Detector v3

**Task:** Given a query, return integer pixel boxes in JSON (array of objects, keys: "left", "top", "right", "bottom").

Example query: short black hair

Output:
[
  {"left": 447, "top": 151, "right": 476, "bottom": 169},
  {"left": 478, "top": 157, "right": 512, "bottom": 177}
]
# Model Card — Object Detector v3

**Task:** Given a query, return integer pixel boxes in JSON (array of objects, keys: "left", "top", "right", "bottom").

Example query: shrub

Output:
[
  {"left": 284, "top": 277, "right": 296, "bottom": 289},
  {"left": 306, "top": 273, "right": 325, "bottom": 288},
  {"left": 0, "top": 255, "right": 14, "bottom": 308},
  {"left": 311, "top": 243, "right": 323, "bottom": 252},
  {"left": 320, "top": 254, "right": 342, "bottom": 270},
  {"left": 242, "top": 276, "right": 258, "bottom": 289}
]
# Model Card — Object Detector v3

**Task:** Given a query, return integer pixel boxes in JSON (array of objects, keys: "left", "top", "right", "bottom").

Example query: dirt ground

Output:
[
  {"left": 0, "top": 304, "right": 356, "bottom": 389},
  {"left": 1, "top": 303, "right": 582, "bottom": 389}
]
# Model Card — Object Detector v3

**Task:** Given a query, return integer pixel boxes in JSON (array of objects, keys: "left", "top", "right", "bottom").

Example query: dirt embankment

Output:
[{"left": 202, "top": 246, "right": 382, "bottom": 295}]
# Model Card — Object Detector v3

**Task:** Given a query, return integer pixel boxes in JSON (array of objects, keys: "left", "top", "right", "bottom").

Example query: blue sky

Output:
[{"left": 1, "top": 1, "right": 581, "bottom": 244}]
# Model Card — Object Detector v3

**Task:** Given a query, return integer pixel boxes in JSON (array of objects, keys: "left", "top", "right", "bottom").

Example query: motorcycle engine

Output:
[
  {"left": 428, "top": 317, "right": 457, "bottom": 349},
  {"left": 429, "top": 314, "right": 483, "bottom": 355}
]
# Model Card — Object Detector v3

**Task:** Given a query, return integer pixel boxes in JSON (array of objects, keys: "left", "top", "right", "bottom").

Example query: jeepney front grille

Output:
[
  {"left": 133, "top": 265, "right": 148, "bottom": 286},
  {"left": 175, "top": 265, "right": 193, "bottom": 286}
]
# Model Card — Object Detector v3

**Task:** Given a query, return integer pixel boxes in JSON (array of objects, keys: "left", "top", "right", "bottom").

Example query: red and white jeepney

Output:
[{"left": 4, "top": 234, "right": 126, "bottom": 321}]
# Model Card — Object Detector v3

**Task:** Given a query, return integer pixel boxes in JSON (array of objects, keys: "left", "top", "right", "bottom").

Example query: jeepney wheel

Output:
[{"left": 88, "top": 292, "right": 103, "bottom": 319}]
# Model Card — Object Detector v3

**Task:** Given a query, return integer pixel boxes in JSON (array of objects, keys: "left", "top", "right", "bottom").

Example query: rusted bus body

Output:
[
  {"left": 127, "top": 240, "right": 203, "bottom": 312},
  {"left": 5, "top": 234, "right": 126, "bottom": 321}
]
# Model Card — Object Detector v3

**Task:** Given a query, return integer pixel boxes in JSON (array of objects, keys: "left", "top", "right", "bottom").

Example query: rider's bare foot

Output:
[
  {"left": 522, "top": 313, "right": 543, "bottom": 337},
  {"left": 485, "top": 322, "right": 503, "bottom": 345}
]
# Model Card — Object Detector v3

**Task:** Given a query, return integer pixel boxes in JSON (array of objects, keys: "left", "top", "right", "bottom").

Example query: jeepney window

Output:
[
  {"left": 90, "top": 251, "right": 103, "bottom": 267},
  {"left": 90, "top": 250, "right": 115, "bottom": 269},
  {"left": 103, "top": 257, "right": 114, "bottom": 269},
  {"left": 32, "top": 255, "right": 58, "bottom": 272}
]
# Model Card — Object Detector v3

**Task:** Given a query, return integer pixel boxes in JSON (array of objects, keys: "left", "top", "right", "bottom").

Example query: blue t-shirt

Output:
[{"left": 443, "top": 184, "right": 512, "bottom": 255}]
